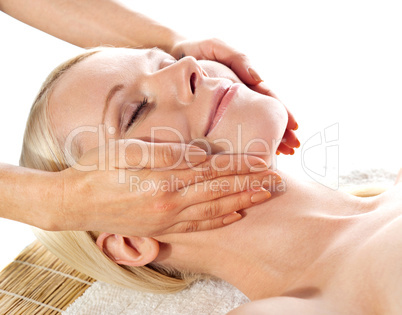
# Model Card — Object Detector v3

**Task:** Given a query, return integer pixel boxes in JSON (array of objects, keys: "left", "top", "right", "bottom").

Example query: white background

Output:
[{"left": 1, "top": 0, "right": 401, "bottom": 269}]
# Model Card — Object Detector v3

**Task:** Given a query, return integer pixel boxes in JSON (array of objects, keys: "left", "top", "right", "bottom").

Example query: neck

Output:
[{"left": 156, "top": 172, "right": 373, "bottom": 300}]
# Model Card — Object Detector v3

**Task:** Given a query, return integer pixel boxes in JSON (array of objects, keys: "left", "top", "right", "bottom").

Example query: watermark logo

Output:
[
  {"left": 301, "top": 123, "right": 339, "bottom": 190},
  {"left": 61, "top": 122, "right": 340, "bottom": 194},
  {"left": 128, "top": 174, "right": 287, "bottom": 196},
  {"left": 64, "top": 124, "right": 278, "bottom": 174}
]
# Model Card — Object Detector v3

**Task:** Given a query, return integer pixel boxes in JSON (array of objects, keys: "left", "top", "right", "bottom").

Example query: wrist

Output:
[
  {"left": 0, "top": 164, "right": 60, "bottom": 230},
  {"left": 27, "top": 170, "right": 65, "bottom": 231},
  {"left": 165, "top": 32, "right": 186, "bottom": 55},
  {"left": 32, "top": 168, "right": 87, "bottom": 231},
  {"left": 147, "top": 24, "right": 185, "bottom": 55}
]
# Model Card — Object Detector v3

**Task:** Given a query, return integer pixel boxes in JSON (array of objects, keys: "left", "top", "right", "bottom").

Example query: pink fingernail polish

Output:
[
  {"left": 251, "top": 190, "right": 271, "bottom": 203},
  {"left": 223, "top": 213, "right": 242, "bottom": 225},
  {"left": 248, "top": 67, "right": 263, "bottom": 82}
]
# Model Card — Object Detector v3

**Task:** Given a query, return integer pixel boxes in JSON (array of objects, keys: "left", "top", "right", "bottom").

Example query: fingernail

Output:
[
  {"left": 276, "top": 151, "right": 280, "bottom": 155},
  {"left": 290, "top": 149, "right": 295, "bottom": 155},
  {"left": 223, "top": 212, "right": 242, "bottom": 225},
  {"left": 248, "top": 67, "right": 263, "bottom": 82},
  {"left": 293, "top": 123, "right": 299, "bottom": 131},
  {"left": 295, "top": 140, "right": 301, "bottom": 148},
  {"left": 251, "top": 189, "right": 271, "bottom": 203},
  {"left": 185, "top": 146, "right": 207, "bottom": 163},
  {"left": 274, "top": 174, "right": 282, "bottom": 183},
  {"left": 250, "top": 163, "right": 268, "bottom": 172}
]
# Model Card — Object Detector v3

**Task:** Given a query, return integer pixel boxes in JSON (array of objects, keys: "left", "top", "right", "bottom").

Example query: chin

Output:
[{"left": 208, "top": 90, "right": 288, "bottom": 158}]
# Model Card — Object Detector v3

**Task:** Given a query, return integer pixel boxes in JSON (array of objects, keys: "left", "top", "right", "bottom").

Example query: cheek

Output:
[
  {"left": 208, "top": 92, "right": 287, "bottom": 159},
  {"left": 239, "top": 97, "right": 287, "bottom": 157}
]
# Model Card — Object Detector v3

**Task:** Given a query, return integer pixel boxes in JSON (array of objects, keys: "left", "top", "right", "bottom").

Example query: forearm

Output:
[
  {"left": 0, "top": 0, "right": 184, "bottom": 52},
  {"left": 0, "top": 163, "right": 61, "bottom": 230}
]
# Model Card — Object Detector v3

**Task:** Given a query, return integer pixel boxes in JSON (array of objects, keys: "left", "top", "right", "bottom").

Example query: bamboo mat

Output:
[{"left": 0, "top": 240, "right": 95, "bottom": 314}]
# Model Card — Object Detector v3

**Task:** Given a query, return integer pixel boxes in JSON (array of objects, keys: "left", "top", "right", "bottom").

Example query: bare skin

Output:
[
  {"left": 99, "top": 171, "right": 402, "bottom": 314},
  {"left": 229, "top": 171, "right": 402, "bottom": 314},
  {"left": 0, "top": 0, "right": 298, "bottom": 234},
  {"left": 37, "top": 46, "right": 401, "bottom": 313},
  {"left": 226, "top": 177, "right": 402, "bottom": 314}
]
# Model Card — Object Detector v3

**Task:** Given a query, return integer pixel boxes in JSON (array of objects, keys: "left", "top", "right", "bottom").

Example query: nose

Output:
[{"left": 155, "top": 56, "right": 205, "bottom": 105}]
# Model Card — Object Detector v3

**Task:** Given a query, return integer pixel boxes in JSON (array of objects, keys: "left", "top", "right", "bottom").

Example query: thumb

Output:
[
  {"left": 116, "top": 140, "right": 207, "bottom": 170},
  {"left": 228, "top": 53, "right": 263, "bottom": 86},
  {"left": 207, "top": 39, "right": 262, "bottom": 85}
]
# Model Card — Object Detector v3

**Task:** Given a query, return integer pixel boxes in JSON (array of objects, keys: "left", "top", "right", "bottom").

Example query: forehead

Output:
[
  {"left": 49, "top": 48, "right": 170, "bottom": 113},
  {"left": 47, "top": 48, "right": 176, "bottom": 158},
  {"left": 48, "top": 50, "right": 156, "bottom": 128},
  {"left": 67, "top": 48, "right": 167, "bottom": 77}
]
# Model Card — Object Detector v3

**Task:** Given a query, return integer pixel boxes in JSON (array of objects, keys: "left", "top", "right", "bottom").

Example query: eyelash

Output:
[
  {"left": 126, "top": 98, "right": 149, "bottom": 131},
  {"left": 125, "top": 54, "right": 182, "bottom": 131}
]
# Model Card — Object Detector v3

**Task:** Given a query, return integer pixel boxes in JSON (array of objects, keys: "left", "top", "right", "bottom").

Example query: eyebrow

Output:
[{"left": 102, "top": 84, "right": 124, "bottom": 124}]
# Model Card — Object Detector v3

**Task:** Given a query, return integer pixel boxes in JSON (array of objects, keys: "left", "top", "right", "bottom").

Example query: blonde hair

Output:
[
  {"left": 20, "top": 47, "right": 387, "bottom": 294},
  {"left": 20, "top": 48, "right": 200, "bottom": 294}
]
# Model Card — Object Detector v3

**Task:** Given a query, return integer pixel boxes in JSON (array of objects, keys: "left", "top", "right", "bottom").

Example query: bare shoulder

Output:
[
  {"left": 228, "top": 297, "right": 338, "bottom": 315},
  {"left": 356, "top": 212, "right": 402, "bottom": 313},
  {"left": 343, "top": 183, "right": 402, "bottom": 314}
]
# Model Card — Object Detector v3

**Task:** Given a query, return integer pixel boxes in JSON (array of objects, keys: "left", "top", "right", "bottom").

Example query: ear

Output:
[{"left": 96, "top": 233, "right": 159, "bottom": 267}]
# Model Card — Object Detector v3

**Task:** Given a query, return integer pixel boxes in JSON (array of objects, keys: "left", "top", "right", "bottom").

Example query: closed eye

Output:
[{"left": 125, "top": 98, "right": 149, "bottom": 131}]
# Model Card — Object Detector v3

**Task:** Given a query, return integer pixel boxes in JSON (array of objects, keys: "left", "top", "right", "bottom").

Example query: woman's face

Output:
[{"left": 49, "top": 48, "right": 287, "bottom": 161}]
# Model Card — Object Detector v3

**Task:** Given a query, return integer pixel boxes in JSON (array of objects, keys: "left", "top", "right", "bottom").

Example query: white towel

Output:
[
  {"left": 63, "top": 168, "right": 397, "bottom": 315},
  {"left": 63, "top": 279, "right": 249, "bottom": 315}
]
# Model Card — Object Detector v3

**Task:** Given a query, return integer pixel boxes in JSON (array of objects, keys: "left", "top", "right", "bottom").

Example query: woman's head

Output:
[
  {"left": 47, "top": 47, "right": 288, "bottom": 164},
  {"left": 20, "top": 47, "right": 287, "bottom": 293}
]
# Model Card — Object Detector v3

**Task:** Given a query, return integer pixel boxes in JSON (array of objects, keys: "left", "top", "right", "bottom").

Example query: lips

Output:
[{"left": 205, "top": 83, "right": 240, "bottom": 136}]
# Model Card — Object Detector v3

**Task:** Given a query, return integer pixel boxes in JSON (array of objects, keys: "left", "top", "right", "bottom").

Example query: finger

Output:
[
  {"left": 281, "top": 129, "right": 300, "bottom": 149},
  {"left": 177, "top": 176, "right": 280, "bottom": 221},
  {"left": 199, "top": 38, "right": 262, "bottom": 85},
  {"left": 165, "top": 212, "right": 243, "bottom": 233},
  {"left": 175, "top": 170, "right": 280, "bottom": 211},
  {"left": 277, "top": 143, "right": 295, "bottom": 155},
  {"left": 285, "top": 104, "right": 298, "bottom": 131},
  {"left": 116, "top": 140, "right": 207, "bottom": 170},
  {"left": 166, "top": 188, "right": 272, "bottom": 233},
  {"left": 277, "top": 129, "right": 300, "bottom": 155},
  {"left": 226, "top": 53, "right": 263, "bottom": 86},
  {"left": 171, "top": 154, "right": 272, "bottom": 189}
]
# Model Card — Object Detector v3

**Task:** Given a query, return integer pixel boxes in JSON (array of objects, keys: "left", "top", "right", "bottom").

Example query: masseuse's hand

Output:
[
  {"left": 170, "top": 38, "right": 299, "bottom": 155},
  {"left": 170, "top": 38, "right": 265, "bottom": 86},
  {"left": 56, "top": 140, "right": 278, "bottom": 236}
]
